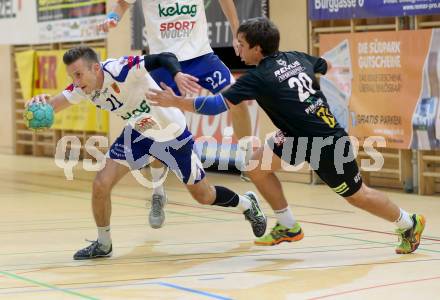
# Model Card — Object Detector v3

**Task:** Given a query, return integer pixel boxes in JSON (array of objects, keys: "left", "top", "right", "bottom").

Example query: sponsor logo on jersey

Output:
[
  {"left": 157, "top": 2, "right": 198, "bottom": 39},
  {"left": 109, "top": 143, "right": 129, "bottom": 159},
  {"left": 159, "top": 20, "right": 196, "bottom": 39},
  {"left": 91, "top": 88, "right": 109, "bottom": 103},
  {"left": 91, "top": 90, "right": 101, "bottom": 102},
  {"left": 111, "top": 83, "right": 120, "bottom": 94},
  {"left": 304, "top": 97, "right": 324, "bottom": 114},
  {"left": 121, "top": 99, "right": 151, "bottom": 120},
  {"left": 354, "top": 171, "right": 361, "bottom": 183},
  {"left": 135, "top": 116, "right": 157, "bottom": 133},
  {"left": 316, "top": 106, "right": 336, "bottom": 128},
  {"left": 274, "top": 61, "right": 305, "bottom": 82},
  {"left": 276, "top": 59, "right": 287, "bottom": 67},
  {"left": 158, "top": 3, "right": 197, "bottom": 18},
  {"left": 304, "top": 98, "right": 336, "bottom": 128}
]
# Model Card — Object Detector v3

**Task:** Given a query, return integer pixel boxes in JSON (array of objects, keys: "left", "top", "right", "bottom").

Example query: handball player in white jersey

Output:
[
  {"left": 26, "top": 46, "right": 266, "bottom": 260},
  {"left": 99, "top": 0, "right": 253, "bottom": 229}
]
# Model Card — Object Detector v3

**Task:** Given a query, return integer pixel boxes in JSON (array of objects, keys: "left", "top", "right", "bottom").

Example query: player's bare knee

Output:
[
  {"left": 344, "top": 184, "right": 369, "bottom": 207},
  {"left": 191, "top": 190, "right": 214, "bottom": 205},
  {"left": 246, "top": 169, "right": 263, "bottom": 181},
  {"left": 93, "top": 174, "right": 113, "bottom": 197},
  {"left": 195, "top": 195, "right": 212, "bottom": 205},
  {"left": 246, "top": 167, "right": 270, "bottom": 182},
  {"left": 345, "top": 194, "right": 362, "bottom": 207}
]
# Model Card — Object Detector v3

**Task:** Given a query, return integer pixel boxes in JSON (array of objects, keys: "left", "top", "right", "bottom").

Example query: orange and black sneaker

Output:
[
  {"left": 395, "top": 214, "right": 426, "bottom": 254},
  {"left": 255, "top": 222, "right": 304, "bottom": 246}
]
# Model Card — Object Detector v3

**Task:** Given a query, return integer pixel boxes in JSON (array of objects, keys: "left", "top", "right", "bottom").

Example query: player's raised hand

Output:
[
  {"left": 25, "top": 94, "right": 51, "bottom": 107},
  {"left": 147, "top": 83, "right": 183, "bottom": 108},
  {"left": 174, "top": 72, "right": 200, "bottom": 96},
  {"left": 97, "top": 18, "right": 118, "bottom": 33}
]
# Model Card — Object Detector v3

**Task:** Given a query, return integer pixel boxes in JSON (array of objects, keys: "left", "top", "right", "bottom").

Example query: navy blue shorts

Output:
[
  {"left": 108, "top": 126, "right": 205, "bottom": 185},
  {"left": 150, "top": 53, "right": 233, "bottom": 95}
]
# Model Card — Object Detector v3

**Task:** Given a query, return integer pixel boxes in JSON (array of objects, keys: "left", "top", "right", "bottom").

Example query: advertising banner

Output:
[
  {"left": 15, "top": 50, "right": 35, "bottom": 100},
  {"left": 320, "top": 29, "right": 440, "bottom": 150},
  {"left": 0, "top": 0, "right": 38, "bottom": 44},
  {"left": 309, "top": 0, "right": 440, "bottom": 20},
  {"left": 0, "top": 0, "right": 106, "bottom": 45},
  {"left": 36, "top": 0, "right": 107, "bottom": 43}
]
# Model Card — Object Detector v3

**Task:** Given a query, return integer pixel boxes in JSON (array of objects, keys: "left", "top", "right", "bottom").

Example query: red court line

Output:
[
  {"left": 4, "top": 173, "right": 440, "bottom": 242},
  {"left": 156, "top": 201, "right": 440, "bottom": 243},
  {"left": 297, "top": 219, "right": 440, "bottom": 242},
  {"left": 308, "top": 275, "right": 440, "bottom": 299}
]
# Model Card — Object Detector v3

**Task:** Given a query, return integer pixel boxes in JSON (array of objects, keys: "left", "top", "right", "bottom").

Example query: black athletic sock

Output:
[{"left": 212, "top": 186, "right": 239, "bottom": 207}]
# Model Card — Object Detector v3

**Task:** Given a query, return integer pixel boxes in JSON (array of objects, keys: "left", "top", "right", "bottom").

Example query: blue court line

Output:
[
  {"left": 0, "top": 280, "right": 232, "bottom": 300},
  {"left": 156, "top": 282, "right": 233, "bottom": 300}
]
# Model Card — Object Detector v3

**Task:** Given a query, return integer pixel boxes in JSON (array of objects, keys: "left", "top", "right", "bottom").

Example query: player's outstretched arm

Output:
[
  {"left": 144, "top": 52, "right": 200, "bottom": 95},
  {"left": 148, "top": 83, "right": 230, "bottom": 115},
  {"left": 25, "top": 93, "right": 72, "bottom": 113},
  {"left": 218, "top": 0, "right": 240, "bottom": 55},
  {"left": 97, "top": 0, "right": 131, "bottom": 32}
]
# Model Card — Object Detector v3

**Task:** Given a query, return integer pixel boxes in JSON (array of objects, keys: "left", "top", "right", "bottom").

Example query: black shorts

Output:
[{"left": 268, "top": 130, "right": 362, "bottom": 197}]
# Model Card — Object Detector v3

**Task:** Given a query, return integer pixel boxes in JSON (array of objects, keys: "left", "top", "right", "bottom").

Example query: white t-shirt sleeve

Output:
[
  {"left": 62, "top": 84, "right": 85, "bottom": 104},
  {"left": 123, "top": 0, "right": 136, "bottom": 4}
]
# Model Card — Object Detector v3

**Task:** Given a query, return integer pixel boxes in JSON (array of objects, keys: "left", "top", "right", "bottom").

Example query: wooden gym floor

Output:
[{"left": 1, "top": 153, "right": 439, "bottom": 299}]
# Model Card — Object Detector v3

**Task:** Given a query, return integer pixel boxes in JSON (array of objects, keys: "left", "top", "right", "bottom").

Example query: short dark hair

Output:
[
  {"left": 63, "top": 46, "right": 99, "bottom": 66},
  {"left": 237, "top": 17, "right": 280, "bottom": 56}
]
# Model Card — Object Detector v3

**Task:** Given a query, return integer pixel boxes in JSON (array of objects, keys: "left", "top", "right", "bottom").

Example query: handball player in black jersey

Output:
[{"left": 148, "top": 17, "right": 425, "bottom": 254}]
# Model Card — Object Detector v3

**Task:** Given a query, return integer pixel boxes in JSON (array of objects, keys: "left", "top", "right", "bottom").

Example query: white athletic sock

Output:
[
  {"left": 394, "top": 208, "right": 414, "bottom": 230},
  {"left": 97, "top": 226, "right": 111, "bottom": 249},
  {"left": 274, "top": 206, "right": 296, "bottom": 228},
  {"left": 150, "top": 167, "right": 165, "bottom": 196},
  {"left": 238, "top": 195, "right": 252, "bottom": 212}
]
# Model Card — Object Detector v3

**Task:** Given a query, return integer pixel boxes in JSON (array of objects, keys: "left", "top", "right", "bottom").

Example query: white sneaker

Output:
[{"left": 149, "top": 192, "right": 167, "bottom": 229}]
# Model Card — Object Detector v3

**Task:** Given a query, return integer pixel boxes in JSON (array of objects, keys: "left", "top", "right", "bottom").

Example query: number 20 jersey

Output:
[
  {"left": 223, "top": 51, "right": 346, "bottom": 138},
  {"left": 62, "top": 56, "right": 187, "bottom": 141}
]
